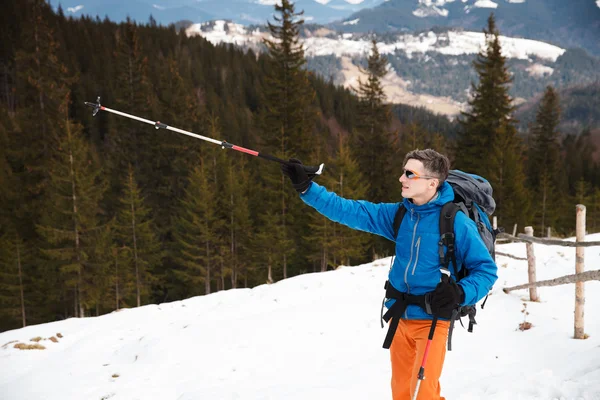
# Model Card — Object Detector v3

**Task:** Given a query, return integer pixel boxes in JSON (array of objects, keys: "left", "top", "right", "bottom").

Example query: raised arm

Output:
[{"left": 300, "top": 182, "right": 399, "bottom": 242}]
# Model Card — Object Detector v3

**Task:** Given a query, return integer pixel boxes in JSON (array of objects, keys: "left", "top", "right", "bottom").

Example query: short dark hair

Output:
[{"left": 403, "top": 149, "right": 450, "bottom": 182}]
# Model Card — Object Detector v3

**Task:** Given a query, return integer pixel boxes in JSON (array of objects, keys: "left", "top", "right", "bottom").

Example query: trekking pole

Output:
[
  {"left": 413, "top": 315, "right": 438, "bottom": 400},
  {"left": 84, "top": 97, "right": 325, "bottom": 175},
  {"left": 413, "top": 268, "right": 450, "bottom": 400}
]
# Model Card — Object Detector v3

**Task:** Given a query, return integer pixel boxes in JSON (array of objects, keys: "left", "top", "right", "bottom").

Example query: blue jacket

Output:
[{"left": 300, "top": 181, "right": 498, "bottom": 320}]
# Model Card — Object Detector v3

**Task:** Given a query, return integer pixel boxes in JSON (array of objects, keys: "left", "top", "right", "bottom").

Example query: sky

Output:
[{"left": 1, "top": 234, "right": 599, "bottom": 400}]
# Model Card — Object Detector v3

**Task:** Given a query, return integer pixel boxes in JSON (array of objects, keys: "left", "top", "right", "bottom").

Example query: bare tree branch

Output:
[
  {"left": 496, "top": 251, "right": 527, "bottom": 261},
  {"left": 497, "top": 233, "right": 600, "bottom": 247},
  {"left": 503, "top": 270, "right": 600, "bottom": 293}
]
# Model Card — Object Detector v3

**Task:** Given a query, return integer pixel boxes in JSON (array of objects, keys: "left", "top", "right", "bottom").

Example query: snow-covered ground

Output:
[{"left": 1, "top": 234, "right": 599, "bottom": 400}]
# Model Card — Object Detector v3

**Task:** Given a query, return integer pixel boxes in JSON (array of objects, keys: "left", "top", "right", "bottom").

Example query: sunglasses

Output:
[{"left": 403, "top": 169, "right": 438, "bottom": 180}]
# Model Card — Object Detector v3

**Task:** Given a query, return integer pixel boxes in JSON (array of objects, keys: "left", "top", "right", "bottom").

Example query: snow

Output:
[
  {"left": 526, "top": 63, "right": 554, "bottom": 77},
  {"left": 506, "top": 0, "right": 526, "bottom": 3},
  {"left": 1, "top": 231, "right": 600, "bottom": 399},
  {"left": 413, "top": 6, "right": 450, "bottom": 17},
  {"left": 597, "top": 0, "right": 600, "bottom": 8},
  {"left": 343, "top": 18, "right": 360, "bottom": 25},
  {"left": 344, "top": 0, "right": 366, "bottom": 4},
  {"left": 473, "top": 0, "right": 498, "bottom": 8},
  {"left": 66, "top": 5, "right": 84, "bottom": 13},
  {"left": 301, "top": 31, "right": 565, "bottom": 61},
  {"left": 314, "top": 0, "right": 331, "bottom": 5},
  {"left": 255, "top": 0, "right": 281, "bottom": 5},
  {"left": 187, "top": 24, "right": 566, "bottom": 62}
]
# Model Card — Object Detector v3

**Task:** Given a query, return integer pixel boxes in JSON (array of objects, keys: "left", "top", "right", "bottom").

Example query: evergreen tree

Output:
[
  {"left": 589, "top": 188, "right": 600, "bottom": 233},
  {"left": 353, "top": 40, "right": 397, "bottom": 204},
  {"left": 115, "top": 164, "right": 162, "bottom": 307},
  {"left": 222, "top": 157, "right": 252, "bottom": 288},
  {"left": 456, "top": 14, "right": 514, "bottom": 176},
  {"left": 262, "top": 0, "right": 316, "bottom": 160},
  {"left": 256, "top": 0, "right": 316, "bottom": 281},
  {"left": 327, "top": 135, "right": 370, "bottom": 267},
  {"left": 0, "top": 230, "right": 28, "bottom": 330},
  {"left": 527, "top": 86, "right": 564, "bottom": 234},
  {"left": 172, "top": 157, "right": 223, "bottom": 296},
  {"left": 36, "top": 107, "right": 108, "bottom": 318},
  {"left": 456, "top": 14, "right": 529, "bottom": 229},
  {"left": 352, "top": 40, "right": 398, "bottom": 258}
]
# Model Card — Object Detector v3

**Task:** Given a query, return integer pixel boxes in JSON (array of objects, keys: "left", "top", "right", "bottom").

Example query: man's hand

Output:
[
  {"left": 281, "top": 158, "right": 317, "bottom": 193},
  {"left": 428, "top": 277, "right": 464, "bottom": 319}
]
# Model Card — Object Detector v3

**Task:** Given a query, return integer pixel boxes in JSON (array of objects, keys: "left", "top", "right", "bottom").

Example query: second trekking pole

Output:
[{"left": 412, "top": 315, "right": 438, "bottom": 400}]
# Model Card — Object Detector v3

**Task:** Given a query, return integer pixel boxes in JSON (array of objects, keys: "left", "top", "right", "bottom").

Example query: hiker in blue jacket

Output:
[{"left": 282, "top": 149, "right": 498, "bottom": 400}]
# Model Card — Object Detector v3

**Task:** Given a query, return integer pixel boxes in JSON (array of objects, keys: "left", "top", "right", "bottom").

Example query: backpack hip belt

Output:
[
  {"left": 381, "top": 280, "right": 477, "bottom": 351},
  {"left": 381, "top": 280, "right": 433, "bottom": 349}
]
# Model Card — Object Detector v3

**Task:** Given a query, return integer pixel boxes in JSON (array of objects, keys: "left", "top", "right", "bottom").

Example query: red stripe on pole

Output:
[
  {"left": 232, "top": 145, "right": 259, "bottom": 156},
  {"left": 421, "top": 340, "right": 433, "bottom": 368},
  {"left": 100, "top": 106, "right": 106, "bottom": 110}
]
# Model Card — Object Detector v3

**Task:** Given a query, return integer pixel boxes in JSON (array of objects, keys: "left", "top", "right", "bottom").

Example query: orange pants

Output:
[{"left": 389, "top": 318, "right": 450, "bottom": 400}]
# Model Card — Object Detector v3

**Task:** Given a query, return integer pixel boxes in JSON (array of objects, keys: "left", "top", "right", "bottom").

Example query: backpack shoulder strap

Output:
[
  {"left": 439, "top": 202, "right": 461, "bottom": 277},
  {"left": 392, "top": 204, "right": 407, "bottom": 241}
]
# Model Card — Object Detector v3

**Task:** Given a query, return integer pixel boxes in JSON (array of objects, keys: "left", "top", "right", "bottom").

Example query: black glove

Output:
[
  {"left": 281, "top": 158, "right": 316, "bottom": 193},
  {"left": 428, "top": 276, "right": 465, "bottom": 319}
]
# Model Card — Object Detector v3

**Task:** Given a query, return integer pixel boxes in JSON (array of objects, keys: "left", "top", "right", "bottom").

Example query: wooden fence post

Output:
[
  {"left": 524, "top": 226, "right": 539, "bottom": 302},
  {"left": 512, "top": 224, "right": 518, "bottom": 237},
  {"left": 574, "top": 205, "right": 586, "bottom": 339}
]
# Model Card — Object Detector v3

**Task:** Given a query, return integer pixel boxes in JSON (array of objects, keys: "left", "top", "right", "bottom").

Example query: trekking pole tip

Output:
[{"left": 84, "top": 96, "right": 102, "bottom": 117}]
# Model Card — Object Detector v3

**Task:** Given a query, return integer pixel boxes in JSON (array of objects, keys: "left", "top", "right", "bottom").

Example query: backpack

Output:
[{"left": 391, "top": 170, "right": 499, "bottom": 350}]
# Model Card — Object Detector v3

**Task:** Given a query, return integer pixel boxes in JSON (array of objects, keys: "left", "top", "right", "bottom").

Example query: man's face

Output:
[{"left": 399, "top": 159, "right": 438, "bottom": 199}]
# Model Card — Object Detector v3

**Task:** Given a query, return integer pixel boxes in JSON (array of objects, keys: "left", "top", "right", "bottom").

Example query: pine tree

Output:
[
  {"left": 172, "top": 158, "right": 223, "bottom": 296},
  {"left": 256, "top": 0, "right": 316, "bottom": 281},
  {"left": 589, "top": 188, "right": 600, "bottom": 233},
  {"left": 262, "top": 0, "right": 316, "bottom": 160},
  {"left": 36, "top": 108, "right": 108, "bottom": 318},
  {"left": 456, "top": 14, "right": 514, "bottom": 176},
  {"left": 222, "top": 157, "right": 252, "bottom": 288},
  {"left": 311, "top": 134, "right": 370, "bottom": 268},
  {"left": 527, "top": 86, "right": 563, "bottom": 234},
  {"left": 115, "top": 164, "right": 162, "bottom": 307},
  {"left": 456, "top": 14, "right": 529, "bottom": 229},
  {"left": 351, "top": 40, "right": 398, "bottom": 258},
  {"left": 353, "top": 40, "right": 397, "bottom": 204},
  {"left": 0, "top": 231, "right": 28, "bottom": 330}
]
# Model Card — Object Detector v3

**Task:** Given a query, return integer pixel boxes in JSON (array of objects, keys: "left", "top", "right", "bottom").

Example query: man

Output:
[{"left": 282, "top": 149, "right": 497, "bottom": 400}]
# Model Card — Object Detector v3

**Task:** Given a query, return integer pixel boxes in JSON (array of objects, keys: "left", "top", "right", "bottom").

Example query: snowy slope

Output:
[{"left": 1, "top": 233, "right": 600, "bottom": 399}]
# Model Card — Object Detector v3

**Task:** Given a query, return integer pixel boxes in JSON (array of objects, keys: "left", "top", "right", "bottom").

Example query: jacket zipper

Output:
[
  {"left": 404, "top": 211, "right": 420, "bottom": 290},
  {"left": 403, "top": 210, "right": 420, "bottom": 319},
  {"left": 411, "top": 237, "right": 421, "bottom": 276}
]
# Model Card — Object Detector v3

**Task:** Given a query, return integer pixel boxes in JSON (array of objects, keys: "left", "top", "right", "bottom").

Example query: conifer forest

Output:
[{"left": 1, "top": 0, "right": 599, "bottom": 331}]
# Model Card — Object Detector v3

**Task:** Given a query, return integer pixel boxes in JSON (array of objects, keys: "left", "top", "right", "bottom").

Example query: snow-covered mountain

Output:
[
  {"left": 187, "top": 21, "right": 571, "bottom": 115},
  {"left": 2, "top": 235, "right": 599, "bottom": 399},
  {"left": 54, "top": 0, "right": 385, "bottom": 25},
  {"left": 335, "top": 0, "right": 600, "bottom": 57}
]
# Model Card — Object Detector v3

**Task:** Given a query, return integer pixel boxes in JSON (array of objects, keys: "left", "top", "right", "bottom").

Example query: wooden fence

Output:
[{"left": 498, "top": 205, "right": 600, "bottom": 339}]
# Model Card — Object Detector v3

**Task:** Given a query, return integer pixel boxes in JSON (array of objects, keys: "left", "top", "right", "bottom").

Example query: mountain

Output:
[
  {"left": 53, "top": 0, "right": 385, "bottom": 25},
  {"left": 1, "top": 237, "right": 600, "bottom": 399},
  {"left": 188, "top": 21, "right": 600, "bottom": 117},
  {"left": 333, "top": 0, "right": 600, "bottom": 57}
]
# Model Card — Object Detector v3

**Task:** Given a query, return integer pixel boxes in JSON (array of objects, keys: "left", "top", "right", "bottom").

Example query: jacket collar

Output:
[{"left": 402, "top": 181, "right": 454, "bottom": 215}]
